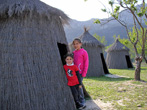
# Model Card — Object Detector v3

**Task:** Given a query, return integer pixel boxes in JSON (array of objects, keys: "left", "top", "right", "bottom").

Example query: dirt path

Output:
[{"left": 84, "top": 99, "right": 114, "bottom": 110}]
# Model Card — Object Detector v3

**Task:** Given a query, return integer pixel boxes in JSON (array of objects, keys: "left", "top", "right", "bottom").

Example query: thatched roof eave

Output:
[
  {"left": 106, "top": 39, "right": 129, "bottom": 52},
  {"left": 82, "top": 41, "right": 105, "bottom": 48},
  {"left": 0, "top": 1, "right": 70, "bottom": 25}
]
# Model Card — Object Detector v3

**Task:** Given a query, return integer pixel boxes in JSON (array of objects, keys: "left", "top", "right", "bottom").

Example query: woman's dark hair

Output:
[
  {"left": 72, "top": 38, "right": 82, "bottom": 44},
  {"left": 64, "top": 53, "right": 74, "bottom": 60}
]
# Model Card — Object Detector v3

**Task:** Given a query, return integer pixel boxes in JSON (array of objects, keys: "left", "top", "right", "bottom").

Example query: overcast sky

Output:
[
  {"left": 41, "top": 0, "right": 145, "bottom": 21},
  {"left": 41, "top": 0, "right": 110, "bottom": 21}
]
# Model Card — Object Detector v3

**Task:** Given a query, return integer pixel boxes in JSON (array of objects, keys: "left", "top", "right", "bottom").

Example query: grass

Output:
[{"left": 83, "top": 64, "right": 147, "bottom": 110}]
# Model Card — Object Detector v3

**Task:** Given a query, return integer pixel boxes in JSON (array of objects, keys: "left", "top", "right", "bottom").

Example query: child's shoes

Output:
[
  {"left": 78, "top": 105, "right": 86, "bottom": 110},
  {"left": 76, "top": 101, "right": 86, "bottom": 110}
]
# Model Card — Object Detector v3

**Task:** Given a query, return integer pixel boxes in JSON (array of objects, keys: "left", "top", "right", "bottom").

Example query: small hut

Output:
[
  {"left": 0, "top": 0, "right": 76, "bottom": 110},
  {"left": 70, "top": 28, "right": 109, "bottom": 77},
  {"left": 106, "top": 39, "right": 133, "bottom": 69}
]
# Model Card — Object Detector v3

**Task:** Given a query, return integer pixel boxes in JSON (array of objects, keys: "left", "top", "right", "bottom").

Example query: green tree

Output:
[
  {"left": 108, "top": 29, "right": 147, "bottom": 61},
  {"left": 93, "top": 34, "right": 107, "bottom": 45},
  {"left": 92, "top": 0, "right": 147, "bottom": 80},
  {"left": 115, "top": 27, "right": 147, "bottom": 61},
  {"left": 105, "top": 35, "right": 119, "bottom": 50},
  {"left": 118, "top": 37, "right": 135, "bottom": 60},
  {"left": 108, "top": 34, "right": 138, "bottom": 61}
]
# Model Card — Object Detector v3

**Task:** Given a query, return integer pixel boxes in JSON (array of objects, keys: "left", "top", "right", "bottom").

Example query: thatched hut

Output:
[
  {"left": 106, "top": 39, "right": 133, "bottom": 69},
  {"left": 0, "top": 0, "right": 76, "bottom": 110},
  {"left": 70, "top": 28, "right": 109, "bottom": 77}
]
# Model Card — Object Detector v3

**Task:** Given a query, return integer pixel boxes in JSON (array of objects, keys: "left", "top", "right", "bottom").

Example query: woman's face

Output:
[{"left": 73, "top": 40, "right": 82, "bottom": 50}]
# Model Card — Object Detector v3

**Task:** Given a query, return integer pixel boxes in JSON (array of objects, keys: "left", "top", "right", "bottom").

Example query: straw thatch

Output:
[
  {"left": 69, "top": 28, "right": 109, "bottom": 77},
  {"left": 106, "top": 38, "right": 129, "bottom": 52},
  {"left": 0, "top": 0, "right": 76, "bottom": 110},
  {"left": 106, "top": 38, "right": 133, "bottom": 69},
  {"left": 79, "top": 27, "right": 105, "bottom": 48},
  {"left": 0, "top": 0, "right": 69, "bottom": 24}
]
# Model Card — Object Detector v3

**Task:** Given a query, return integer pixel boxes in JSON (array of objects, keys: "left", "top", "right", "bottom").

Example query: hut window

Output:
[
  {"left": 125, "top": 55, "right": 133, "bottom": 68},
  {"left": 57, "top": 43, "right": 68, "bottom": 65},
  {"left": 100, "top": 53, "right": 109, "bottom": 74}
]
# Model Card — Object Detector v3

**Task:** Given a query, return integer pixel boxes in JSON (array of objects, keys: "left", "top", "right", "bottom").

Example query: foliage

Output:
[
  {"left": 94, "top": 19, "right": 101, "bottom": 24},
  {"left": 128, "top": 27, "right": 147, "bottom": 55},
  {"left": 105, "top": 35, "right": 119, "bottom": 51},
  {"left": 121, "top": 27, "right": 147, "bottom": 61},
  {"left": 83, "top": 65, "right": 147, "bottom": 110},
  {"left": 106, "top": 29, "right": 147, "bottom": 61},
  {"left": 93, "top": 34, "right": 107, "bottom": 45},
  {"left": 103, "top": 0, "right": 147, "bottom": 64},
  {"left": 85, "top": 0, "right": 147, "bottom": 80},
  {"left": 116, "top": 37, "right": 136, "bottom": 60}
]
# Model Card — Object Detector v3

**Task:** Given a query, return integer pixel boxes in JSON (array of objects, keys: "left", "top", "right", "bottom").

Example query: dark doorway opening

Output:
[
  {"left": 125, "top": 55, "right": 133, "bottom": 68},
  {"left": 57, "top": 43, "right": 68, "bottom": 65},
  {"left": 100, "top": 53, "right": 109, "bottom": 74}
]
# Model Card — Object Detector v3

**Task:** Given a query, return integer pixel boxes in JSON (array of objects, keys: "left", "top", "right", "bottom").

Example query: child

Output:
[
  {"left": 72, "top": 38, "right": 89, "bottom": 106},
  {"left": 63, "top": 53, "right": 86, "bottom": 109}
]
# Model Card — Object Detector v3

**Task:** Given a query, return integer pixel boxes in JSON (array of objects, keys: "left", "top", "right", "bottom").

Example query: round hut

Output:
[
  {"left": 106, "top": 39, "right": 133, "bottom": 69},
  {"left": 70, "top": 28, "right": 109, "bottom": 77},
  {"left": 0, "top": 0, "right": 76, "bottom": 110}
]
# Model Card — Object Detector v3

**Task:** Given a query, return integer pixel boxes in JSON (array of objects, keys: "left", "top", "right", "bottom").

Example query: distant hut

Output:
[
  {"left": 0, "top": 0, "right": 76, "bottom": 110},
  {"left": 106, "top": 38, "right": 133, "bottom": 69},
  {"left": 69, "top": 42, "right": 74, "bottom": 52},
  {"left": 70, "top": 28, "right": 109, "bottom": 77}
]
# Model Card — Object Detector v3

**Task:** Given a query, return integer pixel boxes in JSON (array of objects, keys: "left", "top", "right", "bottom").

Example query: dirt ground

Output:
[
  {"left": 84, "top": 99, "right": 114, "bottom": 110},
  {"left": 84, "top": 74, "right": 124, "bottom": 110},
  {"left": 84, "top": 79, "right": 147, "bottom": 110},
  {"left": 83, "top": 74, "right": 119, "bottom": 110}
]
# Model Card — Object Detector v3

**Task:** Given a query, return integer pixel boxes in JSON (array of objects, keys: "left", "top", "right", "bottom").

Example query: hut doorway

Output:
[
  {"left": 57, "top": 43, "right": 68, "bottom": 65},
  {"left": 100, "top": 53, "right": 109, "bottom": 74},
  {"left": 125, "top": 55, "right": 133, "bottom": 68}
]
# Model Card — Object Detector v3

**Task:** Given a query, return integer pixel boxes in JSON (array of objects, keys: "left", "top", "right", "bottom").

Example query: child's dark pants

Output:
[
  {"left": 70, "top": 85, "right": 79, "bottom": 103},
  {"left": 78, "top": 76, "right": 85, "bottom": 106}
]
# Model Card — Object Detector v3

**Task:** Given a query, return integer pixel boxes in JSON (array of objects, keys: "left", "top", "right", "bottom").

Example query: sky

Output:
[{"left": 40, "top": 0, "right": 110, "bottom": 21}]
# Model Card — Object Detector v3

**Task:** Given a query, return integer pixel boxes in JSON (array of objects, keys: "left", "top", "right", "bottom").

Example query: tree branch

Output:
[
  {"left": 145, "top": 28, "right": 147, "bottom": 40},
  {"left": 142, "top": 0, "right": 147, "bottom": 19},
  {"left": 119, "top": 0, "right": 127, "bottom": 8},
  {"left": 141, "top": 29, "right": 147, "bottom": 64},
  {"left": 145, "top": 14, "right": 147, "bottom": 19},
  {"left": 143, "top": 56, "right": 147, "bottom": 63},
  {"left": 121, "top": 1, "right": 144, "bottom": 31},
  {"left": 143, "top": 28, "right": 147, "bottom": 63},
  {"left": 97, "top": 0, "right": 111, "bottom": 18},
  {"left": 100, "top": 18, "right": 116, "bottom": 26},
  {"left": 133, "top": 16, "right": 139, "bottom": 45}
]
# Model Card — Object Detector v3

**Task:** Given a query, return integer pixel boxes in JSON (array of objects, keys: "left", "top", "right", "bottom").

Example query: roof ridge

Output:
[
  {"left": 106, "top": 39, "right": 129, "bottom": 52},
  {"left": 79, "top": 30, "right": 105, "bottom": 47}
]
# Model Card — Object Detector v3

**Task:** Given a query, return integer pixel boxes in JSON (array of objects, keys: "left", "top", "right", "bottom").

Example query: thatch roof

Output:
[
  {"left": 106, "top": 38, "right": 129, "bottom": 52},
  {"left": 0, "top": 0, "right": 69, "bottom": 24},
  {"left": 79, "top": 27, "right": 105, "bottom": 47}
]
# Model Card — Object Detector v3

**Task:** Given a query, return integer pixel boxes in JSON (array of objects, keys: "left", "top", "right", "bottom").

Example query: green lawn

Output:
[{"left": 83, "top": 64, "right": 147, "bottom": 110}]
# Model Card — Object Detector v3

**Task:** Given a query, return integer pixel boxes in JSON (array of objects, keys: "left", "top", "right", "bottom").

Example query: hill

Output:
[{"left": 64, "top": 7, "right": 146, "bottom": 46}]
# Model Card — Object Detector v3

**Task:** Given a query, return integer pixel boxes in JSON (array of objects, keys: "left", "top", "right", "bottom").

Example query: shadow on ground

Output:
[
  {"left": 85, "top": 75, "right": 133, "bottom": 82},
  {"left": 84, "top": 100, "right": 101, "bottom": 110}
]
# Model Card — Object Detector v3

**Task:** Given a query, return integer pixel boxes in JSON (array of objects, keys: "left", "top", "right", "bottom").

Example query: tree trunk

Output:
[{"left": 135, "top": 57, "right": 142, "bottom": 81}]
